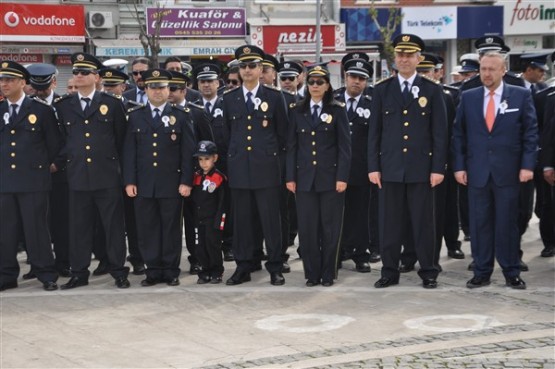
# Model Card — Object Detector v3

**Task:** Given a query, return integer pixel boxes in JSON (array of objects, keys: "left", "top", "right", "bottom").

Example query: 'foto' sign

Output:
[{"left": 0, "top": 3, "right": 85, "bottom": 43}]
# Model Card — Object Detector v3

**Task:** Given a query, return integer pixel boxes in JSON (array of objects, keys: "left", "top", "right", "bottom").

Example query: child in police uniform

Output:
[{"left": 192, "top": 141, "right": 227, "bottom": 284}]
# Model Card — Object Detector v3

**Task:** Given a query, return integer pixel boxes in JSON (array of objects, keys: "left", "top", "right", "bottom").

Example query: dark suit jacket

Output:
[
  {"left": 540, "top": 92, "right": 555, "bottom": 169},
  {"left": 123, "top": 104, "right": 195, "bottom": 197},
  {"left": 54, "top": 91, "right": 127, "bottom": 191},
  {"left": 0, "top": 97, "right": 63, "bottom": 193},
  {"left": 452, "top": 83, "right": 539, "bottom": 187},
  {"left": 368, "top": 75, "right": 448, "bottom": 183},
  {"left": 222, "top": 85, "right": 289, "bottom": 189},
  {"left": 286, "top": 100, "right": 351, "bottom": 192},
  {"left": 195, "top": 96, "right": 229, "bottom": 175}
]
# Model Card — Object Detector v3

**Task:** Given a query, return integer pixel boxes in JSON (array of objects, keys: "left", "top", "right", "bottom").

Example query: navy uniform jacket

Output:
[
  {"left": 191, "top": 168, "right": 227, "bottom": 228},
  {"left": 186, "top": 101, "right": 214, "bottom": 142},
  {"left": 534, "top": 86, "right": 555, "bottom": 131},
  {"left": 452, "top": 84, "right": 538, "bottom": 188},
  {"left": 0, "top": 96, "right": 63, "bottom": 193},
  {"left": 222, "top": 85, "right": 289, "bottom": 189},
  {"left": 368, "top": 75, "right": 448, "bottom": 182},
  {"left": 539, "top": 91, "right": 555, "bottom": 169},
  {"left": 334, "top": 91, "right": 373, "bottom": 186},
  {"left": 286, "top": 100, "right": 351, "bottom": 192},
  {"left": 195, "top": 96, "right": 230, "bottom": 175},
  {"left": 54, "top": 91, "right": 127, "bottom": 191},
  {"left": 123, "top": 104, "right": 195, "bottom": 198}
]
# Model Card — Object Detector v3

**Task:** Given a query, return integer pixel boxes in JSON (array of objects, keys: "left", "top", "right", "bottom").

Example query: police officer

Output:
[
  {"left": 26, "top": 63, "right": 59, "bottom": 104},
  {"left": 368, "top": 34, "right": 448, "bottom": 289},
  {"left": 123, "top": 69, "right": 196, "bottom": 287},
  {"left": 334, "top": 57, "right": 374, "bottom": 273},
  {"left": 223, "top": 45, "right": 289, "bottom": 286},
  {"left": 54, "top": 53, "right": 130, "bottom": 289},
  {"left": 0, "top": 61, "right": 63, "bottom": 291}
]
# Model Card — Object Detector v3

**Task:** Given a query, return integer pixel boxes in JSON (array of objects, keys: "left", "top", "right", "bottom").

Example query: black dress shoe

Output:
[
  {"left": 422, "top": 279, "right": 437, "bottom": 289},
  {"left": 115, "top": 277, "right": 130, "bottom": 288},
  {"left": 399, "top": 264, "right": 415, "bottom": 273},
  {"left": 132, "top": 264, "right": 145, "bottom": 275},
  {"left": 140, "top": 278, "right": 160, "bottom": 287},
  {"left": 447, "top": 249, "right": 465, "bottom": 259},
  {"left": 61, "top": 276, "right": 88, "bottom": 290},
  {"left": 189, "top": 263, "right": 202, "bottom": 275},
  {"left": 306, "top": 280, "right": 319, "bottom": 287},
  {"left": 22, "top": 270, "right": 37, "bottom": 280},
  {"left": 355, "top": 261, "right": 371, "bottom": 273},
  {"left": 505, "top": 276, "right": 526, "bottom": 290},
  {"left": 467, "top": 261, "right": 475, "bottom": 271},
  {"left": 322, "top": 280, "right": 334, "bottom": 287},
  {"left": 519, "top": 259, "right": 529, "bottom": 272},
  {"left": 374, "top": 277, "right": 399, "bottom": 288},
  {"left": 369, "top": 252, "right": 381, "bottom": 263},
  {"left": 42, "top": 281, "right": 58, "bottom": 291},
  {"left": 282, "top": 262, "right": 291, "bottom": 273},
  {"left": 270, "top": 272, "right": 285, "bottom": 286},
  {"left": 92, "top": 263, "right": 110, "bottom": 276},
  {"left": 225, "top": 270, "right": 251, "bottom": 285},
  {"left": 197, "top": 275, "right": 211, "bottom": 285},
  {"left": 167, "top": 278, "right": 180, "bottom": 286},
  {"left": 0, "top": 281, "right": 18, "bottom": 291},
  {"left": 210, "top": 276, "right": 222, "bottom": 284},
  {"left": 540, "top": 246, "right": 555, "bottom": 257},
  {"left": 223, "top": 250, "right": 235, "bottom": 262},
  {"left": 466, "top": 276, "right": 491, "bottom": 289}
]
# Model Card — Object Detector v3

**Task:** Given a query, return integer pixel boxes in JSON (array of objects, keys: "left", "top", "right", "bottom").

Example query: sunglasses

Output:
[
  {"left": 132, "top": 71, "right": 144, "bottom": 76},
  {"left": 280, "top": 76, "right": 296, "bottom": 82},
  {"left": 307, "top": 79, "right": 326, "bottom": 86},
  {"left": 226, "top": 79, "right": 240, "bottom": 85},
  {"left": 239, "top": 62, "right": 260, "bottom": 69},
  {"left": 169, "top": 86, "right": 184, "bottom": 92},
  {"left": 72, "top": 70, "right": 96, "bottom": 76}
]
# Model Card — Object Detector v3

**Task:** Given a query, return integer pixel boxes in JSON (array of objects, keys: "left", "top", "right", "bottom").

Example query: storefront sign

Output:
[
  {"left": 402, "top": 7, "right": 457, "bottom": 40},
  {"left": 505, "top": 35, "right": 543, "bottom": 52},
  {"left": 340, "top": 8, "right": 401, "bottom": 42},
  {"left": 146, "top": 7, "right": 246, "bottom": 37},
  {"left": 96, "top": 45, "right": 237, "bottom": 57},
  {"left": 504, "top": 0, "right": 555, "bottom": 35},
  {"left": 0, "top": 53, "right": 43, "bottom": 63},
  {"left": 250, "top": 24, "right": 346, "bottom": 54},
  {"left": 0, "top": 3, "right": 85, "bottom": 43}
]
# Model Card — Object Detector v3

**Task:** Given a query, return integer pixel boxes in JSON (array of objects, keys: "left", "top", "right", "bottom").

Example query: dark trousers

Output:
[
  {"left": 49, "top": 181, "right": 70, "bottom": 271},
  {"left": 341, "top": 185, "right": 370, "bottom": 263},
  {"left": 123, "top": 192, "right": 142, "bottom": 265},
  {"left": 518, "top": 180, "right": 535, "bottom": 237},
  {"left": 296, "top": 190, "right": 344, "bottom": 282},
  {"left": 379, "top": 182, "right": 438, "bottom": 280},
  {"left": 231, "top": 187, "right": 282, "bottom": 273},
  {"left": 534, "top": 173, "right": 555, "bottom": 247},
  {"left": 442, "top": 173, "right": 461, "bottom": 250},
  {"left": 182, "top": 197, "right": 198, "bottom": 265},
  {"left": 287, "top": 190, "right": 298, "bottom": 246},
  {"left": 196, "top": 223, "right": 224, "bottom": 278},
  {"left": 369, "top": 184, "right": 380, "bottom": 254},
  {"left": 69, "top": 188, "right": 128, "bottom": 279},
  {"left": 135, "top": 196, "right": 183, "bottom": 281},
  {"left": 0, "top": 192, "right": 57, "bottom": 284},
  {"left": 468, "top": 178, "right": 520, "bottom": 278},
  {"left": 279, "top": 187, "right": 292, "bottom": 261},
  {"left": 458, "top": 184, "right": 470, "bottom": 236}
]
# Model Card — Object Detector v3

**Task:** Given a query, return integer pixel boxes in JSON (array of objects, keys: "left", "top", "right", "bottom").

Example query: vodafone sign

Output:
[{"left": 0, "top": 3, "right": 85, "bottom": 43}]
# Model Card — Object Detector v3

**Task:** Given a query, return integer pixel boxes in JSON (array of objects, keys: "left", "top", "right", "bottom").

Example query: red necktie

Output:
[{"left": 485, "top": 90, "right": 495, "bottom": 132}]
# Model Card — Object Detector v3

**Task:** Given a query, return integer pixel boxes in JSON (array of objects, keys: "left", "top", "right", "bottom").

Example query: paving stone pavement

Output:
[{"left": 1, "top": 217, "right": 553, "bottom": 369}]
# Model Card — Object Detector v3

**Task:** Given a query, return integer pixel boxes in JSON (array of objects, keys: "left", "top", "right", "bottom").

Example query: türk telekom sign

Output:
[
  {"left": 0, "top": 3, "right": 85, "bottom": 43},
  {"left": 250, "top": 24, "right": 346, "bottom": 54}
]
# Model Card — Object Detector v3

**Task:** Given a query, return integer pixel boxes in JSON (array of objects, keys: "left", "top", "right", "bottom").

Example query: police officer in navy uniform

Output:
[
  {"left": 0, "top": 61, "right": 63, "bottom": 291},
  {"left": 334, "top": 57, "right": 374, "bottom": 273},
  {"left": 123, "top": 69, "right": 196, "bottom": 287},
  {"left": 54, "top": 53, "right": 130, "bottom": 289},
  {"left": 223, "top": 45, "right": 289, "bottom": 286},
  {"left": 27, "top": 63, "right": 60, "bottom": 104},
  {"left": 368, "top": 34, "right": 448, "bottom": 289}
]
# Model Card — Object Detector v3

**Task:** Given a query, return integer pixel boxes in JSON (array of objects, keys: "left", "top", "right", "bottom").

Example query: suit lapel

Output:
[
  {"left": 390, "top": 77, "right": 405, "bottom": 108},
  {"left": 13, "top": 97, "right": 31, "bottom": 126},
  {"left": 86, "top": 91, "right": 102, "bottom": 119}
]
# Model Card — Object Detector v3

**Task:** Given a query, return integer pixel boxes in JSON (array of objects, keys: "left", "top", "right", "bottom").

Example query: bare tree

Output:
[
  {"left": 128, "top": 1, "right": 165, "bottom": 66},
  {"left": 369, "top": 3, "right": 403, "bottom": 69}
]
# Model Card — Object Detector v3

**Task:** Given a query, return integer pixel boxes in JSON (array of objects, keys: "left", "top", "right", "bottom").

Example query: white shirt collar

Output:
[
  {"left": 149, "top": 102, "right": 167, "bottom": 112},
  {"left": 344, "top": 92, "right": 361, "bottom": 104},
  {"left": 203, "top": 97, "right": 218, "bottom": 108},
  {"left": 243, "top": 84, "right": 260, "bottom": 100},
  {"left": 78, "top": 90, "right": 95, "bottom": 101},
  {"left": 398, "top": 72, "right": 417, "bottom": 88},
  {"left": 310, "top": 100, "right": 322, "bottom": 110},
  {"left": 7, "top": 94, "right": 25, "bottom": 108},
  {"left": 484, "top": 82, "right": 504, "bottom": 98}
]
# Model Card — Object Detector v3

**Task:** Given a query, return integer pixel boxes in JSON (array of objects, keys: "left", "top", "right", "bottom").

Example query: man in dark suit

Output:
[
  {"left": 54, "top": 53, "right": 130, "bottom": 289},
  {"left": 368, "top": 34, "right": 448, "bottom": 289},
  {"left": 452, "top": 51, "right": 538, "bottom": 290},
  {"left": 123, "top": 57, "right": 152, "bottom": 105},
  {"left": 223, "top": 45, "right": 289, "bottom": 286},
  {"left": 539, "top": 90, "right": 555, "bottom": 257},
  {"left": 0, "top": 61, "right": 63, "bottom": 291},
  {"left": 335, "top": 57, "right": 374, "bottom": 273}
]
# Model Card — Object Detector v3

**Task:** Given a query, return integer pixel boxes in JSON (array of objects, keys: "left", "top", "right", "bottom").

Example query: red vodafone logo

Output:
[{"left": 4, "top": 11, "right": 20, "bottom": 27}]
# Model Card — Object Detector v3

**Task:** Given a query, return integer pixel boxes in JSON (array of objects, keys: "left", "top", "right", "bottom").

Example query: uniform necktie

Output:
[
  {"left": 81, "top": 97, "right": 91, "bottom": 116},
  {"left": 246, "top": 91, "right": 254, "bottom": 114},
  {"left": 485, "top": 90, "right": 495, "bottom": 132},
  {"left": 530, "top": 84, "right": 536, "bottom": 95},
  {"left": 137, "top": 90, "right": 145, "bottom": 104},
  {"left": 402, "top": 81, "right": 411, "bottom": 105},
  {"left": 205, "top": 101, "right": 211, "bottom": 114},
  {"left": 9, "top": 104, "right": 18, "bottom": 124},
  {"left": 312, "top": 104, "right": 320, "bottom": 126},
  {"left": 153, "top": 107, "right": 161, "bottom": 123},
  {"left": 347, "top": 97, "right": 356, "bottom": 119}
]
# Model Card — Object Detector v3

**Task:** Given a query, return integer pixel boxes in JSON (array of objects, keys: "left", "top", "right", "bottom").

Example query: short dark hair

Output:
[
  {"left": 131, "top": 57, "right": 153, "bottom": 69},
  {"left": 165, "top": 56, "right": 182, "bottom": 67}
]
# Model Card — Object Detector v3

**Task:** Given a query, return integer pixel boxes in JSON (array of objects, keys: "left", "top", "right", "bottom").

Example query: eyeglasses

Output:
[
  {"left": 307, "top": 79, "right": 326, "bottom": 86},
  {"left": 132, "top": 71, "right": 144, "bottom": 76},
  {"left": 226, "top": 79, "right": 240, "bottom": 85},
  {"left": 280, "top": 76, "right": 296, "bottom": 82},
  {"left": 239, "top": 62, "right": 260, "bottom": 69},
  {"left": 169, "top": 86, "right": 184, "bottom": 92},
  {"left": 72, "top": 70, "right": 95, "bottom": 76}
]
